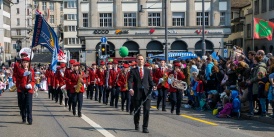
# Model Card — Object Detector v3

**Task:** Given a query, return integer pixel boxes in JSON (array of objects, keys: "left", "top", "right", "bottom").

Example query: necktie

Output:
[
  {"left": 162, "top": 68, "right": 164, "bottom": 74},
  {"left": 140, "top": 67, "right": 143, "bottom": 79}
]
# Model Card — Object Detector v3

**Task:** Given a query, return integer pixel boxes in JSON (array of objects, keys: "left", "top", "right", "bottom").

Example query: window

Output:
[
  {"left": 66, "top": 38, "right": 81, "bottom": 45},
  {"left": 270, "top": 0, "right": 274, "bottom": 10},
  {"left": 64, "top": 14, "right": 77, "bottom": 20},
  {"left": 50, "top": 15, "right": 54, "bottom": 23},
  {"left": 247, "top": 24, "right": 251, "bottom": 38},
  {"left": 16, "top": 29, "right": 21, "bottom": 35},
  {"left": 17, "top": 18, "right": 20, "bottom": 26},
  {"left": 172, "top": 12, "right": 185, "bottom": 26},
  {"left": 196, "top": 12, "right": 209, "bottom": 26},
  {"left": 262, "top": 0, "right": 267, "bottom": 13},
  {"left": 16, "top": 8, "right": 19, "bottom": 14},
  {"left": 124, "top": 13, "right": 136, "bottom": 26},
  {"left": 64, "top": 1, "right": 76, "bottom": 8},
  {"left": 220, "top": 12, "right": 226, "bottom": 26},
  {"left": 49, "top": 2, "right": 54, "bottom": 11},
  {"left": 83, "top": 13, "right": 89, "bottom": 27},
  {"left": 34, "top": 1, "right": 38, "bottom": 8},
  {"left": 99, "top": 13, "right": 112, "bottom": 27},
  {"left": 42, "top": 2, "right": 47, "bottom": 11},
  {"left": 65, "top": 26, "right": 77, "bottom": 32},
  {"left": 148, "top": 12, "right": 161, "bottom": 26},
  {"left": 254, "top": 0, "right": 259, "bottom": 14},
  {"left": 60, "top": 3, "right": 63, "bottom": 11},
  {"left": 27, "top": 19, "right": 30, "bottom": 26}
]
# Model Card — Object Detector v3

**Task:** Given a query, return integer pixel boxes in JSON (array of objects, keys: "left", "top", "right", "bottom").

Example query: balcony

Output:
[{"left": 231, "top": 17, "right": 245, "bottom": 23}]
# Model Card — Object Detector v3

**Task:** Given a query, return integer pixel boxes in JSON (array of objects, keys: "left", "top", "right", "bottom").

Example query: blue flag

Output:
[
  {"left": 31, "top": 12, "right": 59, "bottom": 72},
  {"left": 211, "top": 52, "right": 220, "bottom": 61}
]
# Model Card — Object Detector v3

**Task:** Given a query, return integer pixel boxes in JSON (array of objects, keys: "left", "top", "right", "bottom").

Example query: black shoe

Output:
[
  {"left": 157, "top": 106, "right": 159, "bottom": 110},
  {"left": 69, "top": 107, "right": 71, "bottom": 111},
  {"left": 143, "top": 128, "right": 149, "bottom": 133},
  {"left": 176, "top": 113, "right": 180, "bottom": 115},
  {"left": 22, "top": 120, "right": 26, "bottom": 123},
  {"left": 78, "top": 112, "right": 82, "bottom": 117},
  {"left": 110, "top": 104, "right": 113, "bottom": 106},
  {"left": 95, "top": 99, "right": 98, "bottom": 101},
  {"left": 28, "top": 122, "right": 32, "bottom": 125},
  {"left": 130, "top": 111, "right": 133, "bottom": 115},
  {"left": 99, "top": 101, "right": 101, "bottom": 103},
  {"left": 135, "top": 125, "right": 139, "bottom": 130},
  {"left": 162, "top": 109, "right": 167, "bottom": 112},
  {"left": 90, "top": 98, "right": 92, "bottom": 100},
  {"left": 73, "top": 111, "right": 76, "bottom": 116},
  {"left": 121, "top": 108, "right": 124, "bottom": 111},
  {"left": 171, "top": 110, "right": 174, "bottom": 114},
  {"left": 115, "top": 106, "right": 118, "bottom": 108}
]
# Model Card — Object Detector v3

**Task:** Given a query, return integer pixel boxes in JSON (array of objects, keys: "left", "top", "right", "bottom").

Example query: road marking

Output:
[
  {"left": 180, "top": 114, "right": 218, "bottom": 126},
  {"left": 44, "top": 91, "right": 116, "bottom": 137},
  {"left": 151, "top": 105, "right": 218, "bottom": 126}
]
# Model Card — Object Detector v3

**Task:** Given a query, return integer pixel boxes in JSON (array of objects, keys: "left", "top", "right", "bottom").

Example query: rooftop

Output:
[{"left": 231, "top": 0, "right": 251, "bottom": 8}]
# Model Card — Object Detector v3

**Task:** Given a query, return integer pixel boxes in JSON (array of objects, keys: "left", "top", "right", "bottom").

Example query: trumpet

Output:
[{"left": 168, "top": 74, "right": 188, "bottom": 90}]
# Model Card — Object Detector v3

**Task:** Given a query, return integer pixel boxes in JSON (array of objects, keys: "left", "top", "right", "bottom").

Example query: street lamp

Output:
[{"left": 202, "top": 0, "right": 206, "bottom": 56}]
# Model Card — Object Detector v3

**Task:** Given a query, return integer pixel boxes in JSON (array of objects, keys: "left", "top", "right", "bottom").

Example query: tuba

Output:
[
  {"left": 75, "top": 71, "right": 83, "bottom": 93},
  {"left": 168, "top": 74, "right": 188, "bottom": 90}
]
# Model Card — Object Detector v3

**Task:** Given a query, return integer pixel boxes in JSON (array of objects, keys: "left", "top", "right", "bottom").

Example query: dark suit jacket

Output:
[{"left": 128, "top": 67, "right": 154, "bottom": 100}]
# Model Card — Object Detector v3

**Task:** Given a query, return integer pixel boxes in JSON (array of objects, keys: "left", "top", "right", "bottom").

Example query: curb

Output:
[{"left": 241, "top": 113, "right": 274, "bottom": 125}]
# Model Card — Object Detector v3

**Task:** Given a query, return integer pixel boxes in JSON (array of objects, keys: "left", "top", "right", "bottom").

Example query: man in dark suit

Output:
[{"left": 128, "top": 54, "right": 156, "bottom": 133}]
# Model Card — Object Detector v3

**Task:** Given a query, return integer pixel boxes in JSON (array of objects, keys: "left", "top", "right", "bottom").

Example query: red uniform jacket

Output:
[
  {"left": 96, "top": 69, "right": 105, "bottom": 86},
  {"left": 168, "top": 71, "right": 185, "bottom": 92},
  {"left": 88, "top": 68, "right": 98, "bottom": 85},
  {"left": 153, "top": 68, "right": 169, "bottom": 89},
  {"left": 55, "top": 70, "right": 66, "bottom": 87},
  {"left": 13, "top": 62, "right": 20, "bottom": 92},
  {"left": 64, "top": 68, "right": 72, "bottom": 90},
  {"left": 16, "top": 67, "right": 35, "bottom": 93},
  {"left": 109, "top": 68, "right": 121, "bottom": 87},
  {"left": 196, "top": 80, "right": 204, "bottom": 93},
  {"left": 70, "top": 71, "right": 86, "bottom": 93},
  {"left": 45, "top": 69, "right": 54, "bottom": 86},
  {"left": 117, "top": 71, "right": 129, "bottom": 92}
]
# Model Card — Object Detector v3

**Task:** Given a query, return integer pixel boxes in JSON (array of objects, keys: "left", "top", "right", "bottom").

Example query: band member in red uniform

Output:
[
  {"left": 65, "top": 59, "right": 75, "bottom": 111},
  {"left": 97, "top": 61, "right": 106, "bottom": 103},
  {"left": 109, "top": 60, "right": 120, "bottom": 108},
  {"left": 87, "top": 63, "right": 98, "bottom": 100},
  {"left": 45, "top": 64, "right": 54, "bottom": 100},
  {"left": 55, "top": 63, "right": 66, "bottom": 105},
  {"left": 105, "top": 62, "right": 112, "bottom": 105},
  {"left": 154, "top": 60, "right": 169, "bottom": 111},
  {"left": 168, "top": 62, "right": 185, "bottom": 115},
  {"left": 17, "top": 57, "right": 35, "bottom": 125},
  {"left": 117, "top": 64, "right": 130, "bottom": 111},
  {"left": 70, "top": 62, "right": 86, "bottom": 117}
]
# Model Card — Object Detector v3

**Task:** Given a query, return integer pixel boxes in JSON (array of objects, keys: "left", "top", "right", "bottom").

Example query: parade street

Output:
[{"left": 0, "top": 91, "right": 273, "bottom": 137}]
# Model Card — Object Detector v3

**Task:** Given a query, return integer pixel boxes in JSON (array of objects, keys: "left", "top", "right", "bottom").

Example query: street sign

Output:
[
  {"left": 100, "top": 37, "right": 107, "bottom": 44},
  {"left": 224, "top": 49, "right": 228, "bottom": 58}
]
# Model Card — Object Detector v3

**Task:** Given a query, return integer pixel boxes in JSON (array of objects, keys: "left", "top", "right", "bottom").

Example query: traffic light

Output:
[
  {"left": 81, "top": 45, "right": 86, "bottom": 51},
  {"left": 101, "top": 44, "right": 106, "bottom": 55}
]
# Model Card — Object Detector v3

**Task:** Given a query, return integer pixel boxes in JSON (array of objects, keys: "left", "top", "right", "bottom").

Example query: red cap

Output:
[
  {"left": 21, "top": 57, "right": 30, "bottom": 62},
  {"left": 123, "top": 64, "right": 129, "bottom": 68},
  {"left": 60, "top": 63, "right": 66, "bottom": 68},
  {"left": 131, "top": 62, "right": 136, "bottom": 66},
  {"left": 73, "top": 62, "right": 80, "bottom": 66},
  {"left": 92, "top": 63, "right": 97, "bottom": 65},
  {"left": 113, "top": 60, "right": 118, "bottom": 64},
  {"left": 144, "top": 63, "right": 150, "bottom": 67},
  {"left": 174, "top": 63, "right": 181, "bottom": 67},
  {"left": 69, "top": 59, "right": 76, "bottom": 65},
  {"left": 107, "top": 62, "right": 112, "bottom": 65},
  {"left": 20, "top": 52, "right": 28, "bottom": 57},
  {"left": 100, "top": 61, "right": 105, "bottom": 65}
]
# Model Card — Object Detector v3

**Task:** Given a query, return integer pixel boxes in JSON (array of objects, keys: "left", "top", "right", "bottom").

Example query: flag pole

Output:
[{"left": 252, "top": 0, "right": 255, "bottom": 51}]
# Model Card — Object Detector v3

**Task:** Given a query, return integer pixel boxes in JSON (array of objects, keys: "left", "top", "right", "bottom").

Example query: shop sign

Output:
[
  {"left": 135, "top": 29, "right": 155, "bottom": 35},
  {"left": 93, "top": 29, "right": 109, "bottom": 34},
  {"left": 195, "top": 29, "right": 223, "bottom": 35},
  {"left": 168, "top": 30, "right": 177, "bottom": 34},
  {"left": 115, "top": 29, "right": 129, "bottom": 34}
]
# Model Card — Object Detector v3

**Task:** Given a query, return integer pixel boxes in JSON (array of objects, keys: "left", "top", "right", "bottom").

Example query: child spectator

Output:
[
  {"left": 0, "top": 79, "right": 6, "bottom": 96},
  {"left": 216, "top": 97, "right": 232, "bottom": 118},
  {"left": 231, "top": 90, "right": 241, "bottom": 118}
]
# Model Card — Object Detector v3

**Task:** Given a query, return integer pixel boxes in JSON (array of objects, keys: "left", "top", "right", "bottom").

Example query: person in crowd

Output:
[{"left": 216, "top": 97, "right": 232, "bottom": 118}]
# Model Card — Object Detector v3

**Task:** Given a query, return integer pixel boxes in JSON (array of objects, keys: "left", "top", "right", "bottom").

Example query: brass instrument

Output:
[
  {"left": 9, "top": 85, "right": 17, "bottom": 92},
  {"left": 125, "top": 71, "right": 128, "bottom": 90},
  {"left": 161, "top": 73, "right": 168, "bottom": 86},
  {"left": 75, "top": 71, "right": 83, "bottom": 93},
  {"left": 168, "top": 74, "right": 188, "bottom": 90}
]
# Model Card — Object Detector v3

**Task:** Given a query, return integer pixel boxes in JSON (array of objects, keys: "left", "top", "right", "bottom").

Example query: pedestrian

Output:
[{"left": 128, "top": 54, "right": 156, "bottom": 133}]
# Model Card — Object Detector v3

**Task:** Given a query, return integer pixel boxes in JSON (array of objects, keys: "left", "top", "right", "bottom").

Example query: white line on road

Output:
[{"left": 44, "top": 91, "right": 115, "bottom": 137}]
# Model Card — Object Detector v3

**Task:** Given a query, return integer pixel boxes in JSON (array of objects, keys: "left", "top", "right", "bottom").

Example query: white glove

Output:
[
  {"left": 97, "top": 78, "right": 100, "bottom": 82},
  {"left": 24, "top": 71, "right": 31, "bottom": 76},
  {"left": 25, "top": 84, "right": 32, "bottom": 89},
  {"left": 61, "top": 72, "right": 64, "bottom": 77},
  {"left": 168, "top": 78, "right": 172, "bottom": 84},
  {"left": 61, "top": 85, "right": 66, "bottom": 89}
]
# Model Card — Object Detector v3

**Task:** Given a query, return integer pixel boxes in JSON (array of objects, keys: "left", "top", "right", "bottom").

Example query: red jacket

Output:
[
  {"left": 13, "top": 62, "right": 21, "bottom": 92},
  {"left": 196, "top": 80, "right": 204, "bottom": 93},
  {"left": 153, "top": 68, "right": 169, "bottom": 89},
  {"left": 117, "top": 71, "right": 129, "bottom": 92},
  {"left": 45, "top": 69, "right": 54, "bottom": 86},
  {"left": 168, "top": 71, "right": 185, "bottom": 92},
  {"left": 96, "top": 69, "right": 105, "bottom": 86},
  {"left": 70, "top": 71, "right": 86, "bottom": 93},
  {"left": 55, "top": 70, "right": 66, "bottom": 87},
  {"left": 64, "top": 68, "right": 72, "bottom": 90},
  {"left": 109, "top": 68, "right": 121, "bottom": 87},
  {"left": 88, "top": 68, "right": 98, "bottom": 85},
  {"left": 16, "top": 67, "right": 35, "bottom": 93}
]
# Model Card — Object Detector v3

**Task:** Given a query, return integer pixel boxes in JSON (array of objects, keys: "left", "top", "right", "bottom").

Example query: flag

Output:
[
  {"left": 31, "top": 12, "right": 59, "bottom": 72},
  {"left": 254, "top": 18, "right": 274, "bottom": 41},
  {"left": 211, "top": 51, "right": 219, "bottom": 61}
]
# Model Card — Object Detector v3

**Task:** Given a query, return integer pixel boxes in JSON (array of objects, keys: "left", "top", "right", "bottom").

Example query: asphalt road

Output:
[{"left": 0, "top": 91, "right": 273, "bottom": 137}]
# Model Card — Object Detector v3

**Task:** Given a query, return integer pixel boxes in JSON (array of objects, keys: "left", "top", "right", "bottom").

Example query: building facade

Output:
[
  {"left": 0, "top": 0, "right": 12, "bottom": 63},
  {"left": 77, "top": 0, "right": 231, "bottom": 65}
]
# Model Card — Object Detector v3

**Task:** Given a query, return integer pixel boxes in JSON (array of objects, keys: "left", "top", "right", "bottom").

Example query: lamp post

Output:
[
  {"left": 164, "top": 0, "right": 168, "bottom": 63},
  {"left": 202, "top": 0, "right": 206, "bottom": 56}
]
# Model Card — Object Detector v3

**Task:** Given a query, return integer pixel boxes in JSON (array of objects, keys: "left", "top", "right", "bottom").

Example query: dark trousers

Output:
[
  {"left": 55, "top": 88, "right": 63, "bottom": 105},
  {"left": 170, "top": 90, "right": 183, "bottom": 114},
  {"left": 106, "top": 87, "right": 111, "bottom": 105},
  {"left": 18, "top": 91, "right": 33, "bottom": 123},
  {"left": 87, "top": 84, "right": 98, "bottom": 100},
  {"left": 111, "top": 86, "right": 119, "bottom": 107},
  {"left": 68, "top": 90, "right": 72, "bottom": 110},
  {"left": 72, "top": 92, "right": 83, "bottom": 114},
  {"left": 253, "top": 94, "right": 262, "bottom": 114},
  {"left": 157, "top": 87, "right": 168, "bottom": 110},
  {"left": 121, "top": 90, "right": 130, "bottom": 111},
  {"left": 98, "top": 85, "right": 105, "bottom": 103},
  {"left": 133, "top": 90, "right": 151, "bottom": 129},
  {"left": 48, "top": 86, "right": 52, "bottom": 99}
]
